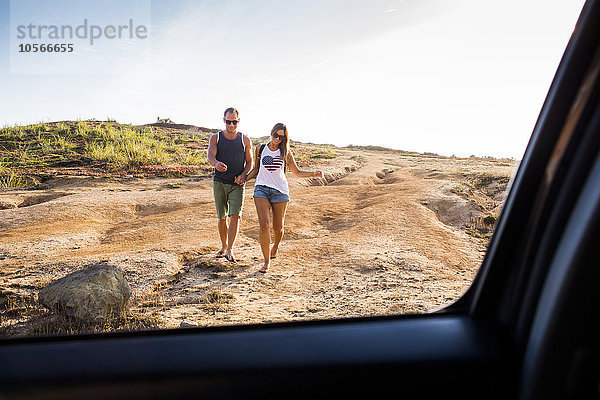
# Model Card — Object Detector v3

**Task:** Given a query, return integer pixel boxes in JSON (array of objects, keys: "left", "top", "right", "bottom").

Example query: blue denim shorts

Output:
[{"left": 253, "top": 185, "right": 290, "bottom": 203}]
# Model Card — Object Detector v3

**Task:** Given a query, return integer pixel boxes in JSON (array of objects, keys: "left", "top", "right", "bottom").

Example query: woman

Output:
[{"left": 246, "top": 123, "right": 324, "bottom": 273}]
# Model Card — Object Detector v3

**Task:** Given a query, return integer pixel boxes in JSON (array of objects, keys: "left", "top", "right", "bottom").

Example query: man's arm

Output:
[
  {"left": 207, "top": 134, "right": 227, "bottom": 172},
  {"left": 235, "top": 135, "right": 253, "bottom": 185}
]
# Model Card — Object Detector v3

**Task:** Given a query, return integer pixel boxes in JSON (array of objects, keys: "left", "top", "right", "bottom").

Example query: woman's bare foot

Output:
[
  {"left": 270, "top": 246, "right": 278, "bottom": 259},
  {"left": 259, "top": 261, "right": 270, "bottom": 273}
]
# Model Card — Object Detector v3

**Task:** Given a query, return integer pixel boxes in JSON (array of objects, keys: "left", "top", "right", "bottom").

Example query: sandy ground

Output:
[{"left": 0, "top": 149, "right": 516, "bottom": 334}]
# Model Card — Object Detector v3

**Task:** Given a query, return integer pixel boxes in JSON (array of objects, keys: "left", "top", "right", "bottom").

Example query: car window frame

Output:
[{"left": 1, "top": 1, "right": 599, "bottom": 398}]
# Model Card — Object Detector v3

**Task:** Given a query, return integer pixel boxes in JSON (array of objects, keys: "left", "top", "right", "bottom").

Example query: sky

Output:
[{"left": 0, "top": 0, "right": 587, "bottom": 158}]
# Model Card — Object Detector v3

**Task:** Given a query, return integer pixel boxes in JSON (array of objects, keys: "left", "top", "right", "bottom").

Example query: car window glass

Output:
[{"left": 0, "top": 0, "right": 586, "bottom": 337}]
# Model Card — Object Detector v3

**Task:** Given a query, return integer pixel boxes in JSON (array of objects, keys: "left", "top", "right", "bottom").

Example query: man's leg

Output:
[
  {"left": 213, "top": 181, "right": 228, "bottom": 255},
  {"left": 226, "top": 215, "right": 240, "bottom": 256},
  {"left": 218, "top": 218, "right": 228, "bottom": 253},
  {"left": 224, "top": 184, "right": 245, "bottom": 261}
]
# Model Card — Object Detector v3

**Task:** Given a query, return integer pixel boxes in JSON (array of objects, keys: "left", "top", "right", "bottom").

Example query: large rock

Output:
[{"left": 39, "top": 264, "right": 131, "bottom": 322}]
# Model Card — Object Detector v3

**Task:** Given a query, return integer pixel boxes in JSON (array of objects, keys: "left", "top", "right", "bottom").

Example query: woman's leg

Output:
[
  {"left": 254, "top": 197, "right": 272, "bottom": 272},
  {"left": 270, "top": 201, "right": 288, "bottom": 259}
]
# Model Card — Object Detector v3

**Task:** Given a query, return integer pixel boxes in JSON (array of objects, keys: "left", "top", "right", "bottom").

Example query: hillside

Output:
[{"left": 0, "top": 121, "right": 337, "bottom": 188}]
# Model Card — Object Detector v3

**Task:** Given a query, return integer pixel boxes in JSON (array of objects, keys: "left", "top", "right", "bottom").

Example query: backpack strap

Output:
[{"left": 255, "top": 144, "right": 266, "bottom": 169}]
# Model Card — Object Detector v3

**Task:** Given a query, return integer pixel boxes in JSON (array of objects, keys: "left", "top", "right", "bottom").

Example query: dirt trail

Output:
[{"left": 0, "top": 149, "right": 515, "bottom": 333}]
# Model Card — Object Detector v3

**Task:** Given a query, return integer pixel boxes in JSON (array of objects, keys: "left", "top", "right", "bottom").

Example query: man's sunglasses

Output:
[
  {"left": 272, "top": 133, "right": 285, "bottom": 139},
  {"left": 225, "top": 120, "right": 239, "bottom": 125}
]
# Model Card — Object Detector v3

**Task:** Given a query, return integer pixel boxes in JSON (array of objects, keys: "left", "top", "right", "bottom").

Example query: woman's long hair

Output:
[{"left": 270, "top": 123, "right": 289, "bottom": 163}]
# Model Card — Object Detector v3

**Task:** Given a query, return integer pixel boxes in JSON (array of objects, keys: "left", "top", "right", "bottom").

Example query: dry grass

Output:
[
  {"left": 0, "top": 284, "right": 165, "bottom": 338},
  {"left": 0, "top": 121, "right": 216, "bottom": 183},
  {"left": 0, "top": 121, "right": 338, "bottom": 185},
  {"left": 202, "top": 289, "right": 235, "bottom": 313}
]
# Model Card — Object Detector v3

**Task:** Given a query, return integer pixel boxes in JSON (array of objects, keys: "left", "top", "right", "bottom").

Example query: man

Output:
[{"left": 207, "top": 107, "right": 253, "bottom": 262}]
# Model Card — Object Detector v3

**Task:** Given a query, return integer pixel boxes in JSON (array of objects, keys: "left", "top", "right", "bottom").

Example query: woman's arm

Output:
[
  {"left": 245, "top": 145, "right": 261, "bottom": 180},
  {"left": 287, "top": 151, "right": 324, "bottom": 179}
]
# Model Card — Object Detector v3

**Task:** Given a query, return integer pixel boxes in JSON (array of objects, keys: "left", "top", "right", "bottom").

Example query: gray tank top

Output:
[{"left": 214, "top": 131, "right": 246, "bottom": 184}]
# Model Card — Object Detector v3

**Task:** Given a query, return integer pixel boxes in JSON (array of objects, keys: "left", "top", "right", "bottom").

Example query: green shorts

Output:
[{"left": 213, "top": 181, "right": 245, "bottom": 219}]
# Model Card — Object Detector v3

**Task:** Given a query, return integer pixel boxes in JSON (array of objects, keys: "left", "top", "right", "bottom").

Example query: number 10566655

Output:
[{"left": 18, "top": 43, "right": 74, "bottom": 53}]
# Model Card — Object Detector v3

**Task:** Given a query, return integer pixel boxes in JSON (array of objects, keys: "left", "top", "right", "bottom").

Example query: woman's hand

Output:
[
  {"left": 314, "top": 171, "right": 324, "bottom": 179},
  {"left": 234, "top": 174, "right": 246, "bottom": 186}
]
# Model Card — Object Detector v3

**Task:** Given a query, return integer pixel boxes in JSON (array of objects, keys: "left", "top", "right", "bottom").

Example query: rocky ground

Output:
[{"left": 0, "top": 148, "right": 516, "bottom": 337}]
